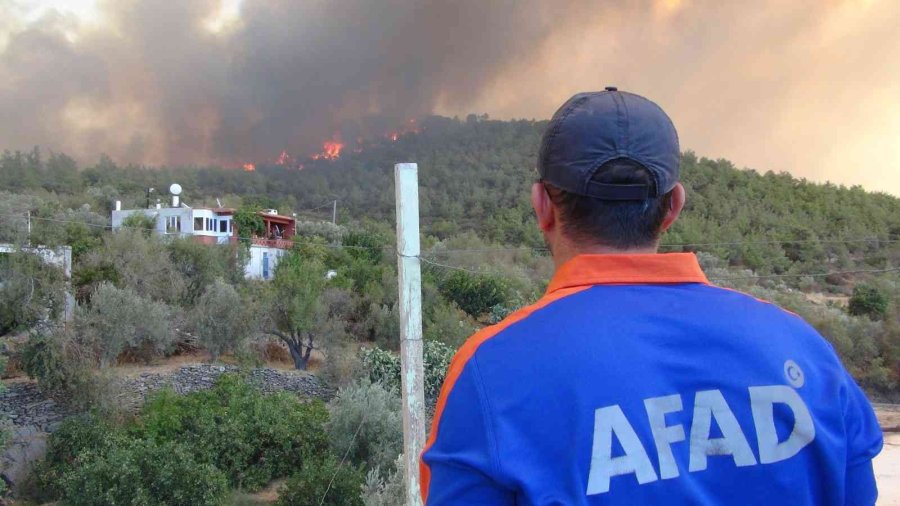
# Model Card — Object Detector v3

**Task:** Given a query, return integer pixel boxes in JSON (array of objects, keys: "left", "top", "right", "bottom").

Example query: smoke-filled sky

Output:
[{"left": 2, "top": 0, "right": 899, "bottom": 195}]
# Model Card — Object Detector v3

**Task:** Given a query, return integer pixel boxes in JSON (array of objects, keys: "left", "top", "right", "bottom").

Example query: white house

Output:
[{"left": 111, "top": 185, "right": 296, "bottom": 280}]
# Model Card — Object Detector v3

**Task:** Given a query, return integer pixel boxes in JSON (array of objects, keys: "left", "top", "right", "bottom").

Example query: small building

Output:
[
  {"left": 241, "top": 210, "right": 297, "bottom": 280},
  {"left": 111, "top": 186, "right": 295, "bottom": 280}
]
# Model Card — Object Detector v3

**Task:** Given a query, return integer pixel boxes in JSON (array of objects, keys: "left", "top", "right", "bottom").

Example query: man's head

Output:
[{"left": 531, "top": 88, "right": 685, "bottom": 261}]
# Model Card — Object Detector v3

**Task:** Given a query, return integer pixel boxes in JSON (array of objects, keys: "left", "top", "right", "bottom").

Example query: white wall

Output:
[{"left": 244, "top": 244, "right": 288, "bottom": 280}]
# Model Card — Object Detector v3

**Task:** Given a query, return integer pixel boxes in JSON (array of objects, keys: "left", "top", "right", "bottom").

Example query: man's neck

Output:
[{"left": 551, "top": 241, "right": 660, "bottom": 270}]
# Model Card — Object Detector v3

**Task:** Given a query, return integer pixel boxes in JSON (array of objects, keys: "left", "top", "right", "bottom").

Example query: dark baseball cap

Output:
[{"left": 537, "top": 87, "right": 680, "bottom": 200}]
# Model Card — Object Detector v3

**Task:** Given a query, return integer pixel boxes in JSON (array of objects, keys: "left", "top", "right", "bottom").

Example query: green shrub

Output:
[
  {"left": 28, "top": 375, "right": 333, "bottom": 503},
  {"left": 60, "top": 439, "right": 228, "bottom": 506},
  {"left": 19, "top": 330, "right": 116, "bottom": 411},
  {"left": 424, "top": 299, "right": 475, "bottom": 347},
  {"left": 361, "top": 456, "right": 405, "bottom": 506},
  {"left": 276, "top": 456, "right": 364, "bottom": 506},
  {"left": 121, "top": 213, "right": 157, "bottom": 236},
  {"left": 0, "top": 251, "right": 66, "bottom": 334},
  {"left": 193, "top": 279, "right": 251, "bottom": 360},
  {"left": 359, "top": 340, "right": 454, "bottom": 408},
  {"left": 138, "top": 374, "right": 330, "bottom": 490},
  {"left": 849, "top": 284, "right": 890, "bottom": 320},
  {"left": 233, "top": 207, "right": 265, "bottom": 246},
  {"left": 440, "top": 271, "right": 510, "bottom": 317},
  {"left": 30, "top": 414, "right": 126, "bottom": 501},
  {"left": 168, "top": 239, "right": 245, "bottom": 304},
  {"left": 326, "top": 380, "right": 402, "bottom": 476},
  {"left": 76, "top": 282, "right": 175, "bottom": 365}
]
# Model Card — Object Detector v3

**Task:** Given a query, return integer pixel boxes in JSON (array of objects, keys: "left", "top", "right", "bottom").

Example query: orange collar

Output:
[{"left": 546, "top": 253, "right": 709, "bottom": 294}]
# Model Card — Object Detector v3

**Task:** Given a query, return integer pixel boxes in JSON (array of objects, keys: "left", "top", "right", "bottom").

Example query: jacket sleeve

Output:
[
  {"left": 841, "top": 370, "right": 883, "bottom": 506},
  {"left": 420, "top": 355, "right": 514, "bottom": 505}
]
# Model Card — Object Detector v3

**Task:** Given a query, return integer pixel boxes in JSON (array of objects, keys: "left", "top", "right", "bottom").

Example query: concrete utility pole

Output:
[
  {"left": 332, "top": 199, "right": 337, "bottom": 225},
  {"left": 394, "top": 163, "right": 426, "bottom": 506}
]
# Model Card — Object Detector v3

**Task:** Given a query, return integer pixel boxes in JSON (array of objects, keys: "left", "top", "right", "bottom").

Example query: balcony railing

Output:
[{"left": 251, "top": 237, "right": 294, "bottom": 249}]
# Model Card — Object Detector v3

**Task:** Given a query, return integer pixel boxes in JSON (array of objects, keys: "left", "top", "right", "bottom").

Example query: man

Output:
[{"left": 420, "top": 88, "right": 883, "bottom": 505}]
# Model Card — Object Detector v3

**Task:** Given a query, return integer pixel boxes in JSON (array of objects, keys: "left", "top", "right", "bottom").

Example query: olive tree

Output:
[
  {"left": 193, "top": 279, "right": 250, "bottom": 360},
  {"left": 0, "top": 251, "right": 66, "bottom": 335},
  {"left": 261, "top": 252, "right": 326, "bottom": 370},
  {"left": 76, "top": 282, "right": 174, "bottom": 366}
]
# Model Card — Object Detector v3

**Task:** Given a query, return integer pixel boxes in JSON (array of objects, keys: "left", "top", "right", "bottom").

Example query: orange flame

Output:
[
  {"left": 312, "top": 139, "right": 344, "bottom": 160},
  {"left": 243, "top": 162, "right": 256, "bottom": 172},
  {"left": 276, "top": 150, "right": 291, "bottom": 165}
]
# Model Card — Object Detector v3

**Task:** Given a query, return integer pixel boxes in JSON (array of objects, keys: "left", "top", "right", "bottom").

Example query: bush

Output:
[
  {"left": 28, "top": 375, "right": 334, "bottom": 504},
  {"left": 359, "top": 340, "right": 454, "bottom": 408},
  {"left": 82, "top": 229, "right": 186, "bottom": 304},
  {"left": 849, "top": 284, "right": 890, "bottom": 320},
  {"left": 440, "top": 271, "right": 510, "bottom": 317},
  {"left": 361, "top": 456, "right": 406, "bottom": 506},
  {"left": 326, "top": 380, "right": 402, "bottom": 477},
  {"left": 366, "top": 303, "right": 400, "bottom": 350},
  {"left": 193, "top": 279, "right": 251, "bottom": 360},
  {"left": 60, "top": 439, "right": 228, "bottom": 506},
  {"left": 121, "top": 213, "right": 157, "bottom": 236},
  {"left": 277, "top": 456, "right": 364, "bottom": 506},
  {"left": 76, "top": 282, "right": 175, "bottom": 365},
  {"left": 0, "top": 251, "right": 66, "bottom": 334},
  {"left": 425, "top": 298, "right": 476, "bottom": 347},
  {"left": 30, "top": 414, "right": 126, "bottom": 501},
  {"left": 320, "top": 338, "right": 363, "bottom": 388},
  {"left": 138, "top": 374, "right": 330, "bottom": 490},
  {"left": 19, "top": 330, "right": 116, "bottom": 411},
  {"left": 168, "top": 239, "right": 245, "bottom": 304}
]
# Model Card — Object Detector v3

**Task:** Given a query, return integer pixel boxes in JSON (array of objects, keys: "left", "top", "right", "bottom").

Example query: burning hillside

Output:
[{"left": 239, "top": 118, "right": 421, "bottom": 171}]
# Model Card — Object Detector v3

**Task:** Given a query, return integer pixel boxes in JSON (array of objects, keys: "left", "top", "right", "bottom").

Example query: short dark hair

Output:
[{"left": 543, "top": 158, "right": 674, "bottom": 249}]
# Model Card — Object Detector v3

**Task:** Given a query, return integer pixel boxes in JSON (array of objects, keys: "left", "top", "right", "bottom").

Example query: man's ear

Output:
[
  {"left": 660, "top": 182, "right": 685, "bottom": 233},
  {"left": 531, "top": 182, "right": 555, "bottom": 232}
]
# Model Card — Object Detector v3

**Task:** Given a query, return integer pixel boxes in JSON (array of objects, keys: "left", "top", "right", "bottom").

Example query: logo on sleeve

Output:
[
  {"left": 784, "top": 360, "right": 805, "bottom": 388},
  {"left": 586, "top": 385, "right": 816, "bottom": 496}
]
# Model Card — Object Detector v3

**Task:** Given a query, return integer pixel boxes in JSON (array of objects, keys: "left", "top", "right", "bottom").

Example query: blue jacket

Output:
[{"left": 421, "top": 253, "right": 883, "bottom": 505}]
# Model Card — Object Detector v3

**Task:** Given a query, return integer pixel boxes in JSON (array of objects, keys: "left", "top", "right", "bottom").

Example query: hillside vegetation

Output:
[{"left": 0, "top": 115, "right": 898, "bottom": 502}]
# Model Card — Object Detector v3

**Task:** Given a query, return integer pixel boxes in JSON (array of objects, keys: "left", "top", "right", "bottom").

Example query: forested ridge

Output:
[
  {"left": 3, "top": 115, "right": 897, "bottom": 273},
  {"left": 0, "top": 115, "right": 898, "bottom": 502}
]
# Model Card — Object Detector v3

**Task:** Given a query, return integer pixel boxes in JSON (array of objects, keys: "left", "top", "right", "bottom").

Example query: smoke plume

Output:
[{"left": 1, "top": 0, "right": 899, "bottom": 194}]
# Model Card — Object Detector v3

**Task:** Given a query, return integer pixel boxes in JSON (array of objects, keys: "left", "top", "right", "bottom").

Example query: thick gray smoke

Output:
[
  {"left": 2, "top": 0, "right": 899, "bottom": 194},
  {"left": 0, "top": 0, "right": 564, "bottom": 165}
]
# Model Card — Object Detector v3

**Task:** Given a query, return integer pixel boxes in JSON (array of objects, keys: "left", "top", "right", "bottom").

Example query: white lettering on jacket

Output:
[{"left": 586, "top": 387, "right": 815, "bottom": 496}]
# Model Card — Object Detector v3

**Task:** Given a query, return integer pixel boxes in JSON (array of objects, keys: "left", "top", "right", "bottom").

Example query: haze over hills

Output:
[{"left": 3, "top": 1, "right": 900, "bottom": 194}]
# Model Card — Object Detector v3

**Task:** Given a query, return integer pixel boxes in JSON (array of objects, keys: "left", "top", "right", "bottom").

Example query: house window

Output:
[
  {"left": 219, "top": 219, "right": 228, "bottom": 233},
  {"left": 166, "top": 216, "right": 181, "bottom": 233},
  {"left": 262, "top": 252, "right": 270, "bottom": 279},
  {"left": 194, "top": 217, "right": 203, "bottom": 231},
  {"left": 205, "top": 218, "right": 212, "bottom": 231}
]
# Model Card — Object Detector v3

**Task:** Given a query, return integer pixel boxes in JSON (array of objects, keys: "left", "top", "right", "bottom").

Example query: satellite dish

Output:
[{"left": 169, "top": 183, "right": 182, "bottom": 195}]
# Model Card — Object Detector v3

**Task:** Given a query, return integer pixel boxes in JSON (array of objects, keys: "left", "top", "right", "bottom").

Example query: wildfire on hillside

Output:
[
  {"left": 276, "top": 150, "right": 292, "bottom": 166},
  {"left": 240, "top": 119, "right": 420, "bottom": 170},
  {"left": 311, "top": 139, "right": 345, "bottom": 160},
  {"left": 386, "top": 118, "right": 419, "bottom": 142}
]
